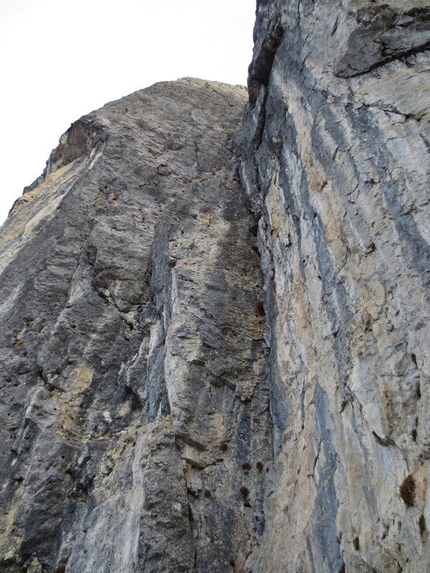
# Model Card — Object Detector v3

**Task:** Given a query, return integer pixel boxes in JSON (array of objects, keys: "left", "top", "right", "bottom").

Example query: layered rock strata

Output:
[
  {"left": 239, "top": 1, "right": 430, "bottom": 572},
  {"left": 0, "top": 78, "right": 271, "bottom": 573}
]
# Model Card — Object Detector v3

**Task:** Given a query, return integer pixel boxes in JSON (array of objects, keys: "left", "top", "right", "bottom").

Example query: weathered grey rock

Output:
[
  {"left": 0, "top": 78, "right": 272, "bottom": 572},
  {"left": 239, "top": 1, "right": 430, "bottom": 571},
  {"left": 2, "top": 2, "right": 430, "bottom": 572}
]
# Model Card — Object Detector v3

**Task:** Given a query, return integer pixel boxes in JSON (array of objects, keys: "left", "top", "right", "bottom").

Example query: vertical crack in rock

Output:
[
  {"left": 238, "top": 1, "right": 430, "bottom": 572},
  {"left": 0, "top": 78, "right": 272, "bottom": 573}
]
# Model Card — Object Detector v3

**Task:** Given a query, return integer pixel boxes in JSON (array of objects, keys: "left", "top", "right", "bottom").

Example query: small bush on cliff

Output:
[{"left": 400, "top": 474, "right": 415, "bottom": 507}]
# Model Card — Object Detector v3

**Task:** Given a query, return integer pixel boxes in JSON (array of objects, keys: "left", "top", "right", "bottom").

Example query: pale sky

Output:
[{"left": 0, "top": 0, "right": 255, "bottom": 226}]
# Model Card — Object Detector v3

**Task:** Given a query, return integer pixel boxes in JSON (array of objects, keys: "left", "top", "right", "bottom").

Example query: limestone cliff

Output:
[
  {"left": 1, "top": 1, "right": 430, "bottom": 572},
  {"left": 0, "top": 79, "right": 270, "bottom": 572},
  {"left": 239, "top": 0, "right": 430, "bottom": 571}
]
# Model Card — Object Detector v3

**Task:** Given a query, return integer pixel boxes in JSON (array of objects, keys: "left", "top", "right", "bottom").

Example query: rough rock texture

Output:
[
  {"left": 239, "top": 0, "right": 430, "bottom": 572},
  {"left": 2, "top": 2, "right": 430, "bottom": 572},
  {"left": 0, "top": 78, "right": 271, "bottom": 572}
]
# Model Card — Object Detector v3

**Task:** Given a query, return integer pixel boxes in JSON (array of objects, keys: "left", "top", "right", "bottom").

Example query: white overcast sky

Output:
[{"left": 0, "top": 0, "right": 255, "bottom": 226}]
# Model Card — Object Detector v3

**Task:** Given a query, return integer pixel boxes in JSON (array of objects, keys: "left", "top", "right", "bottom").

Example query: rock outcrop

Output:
[
  {"left": 1, "top": 1, "right": 430, "bottom": 572},
  {"left": 239, "top": 1, "right": 430, "bottom": 571},
  {"left": 0, "top": 78, "right": 271, "bottom": 572}
]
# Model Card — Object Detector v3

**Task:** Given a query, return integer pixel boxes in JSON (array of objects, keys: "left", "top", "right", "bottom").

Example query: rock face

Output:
[
  {"left": 0, "top": 78, "right": 271, "bottom": 572},
  {"left": 239, "top": 0, "right": 430, "bottom": 572},
  {"left": 1, "top": 2, "right": 430, "bottom": 572}
]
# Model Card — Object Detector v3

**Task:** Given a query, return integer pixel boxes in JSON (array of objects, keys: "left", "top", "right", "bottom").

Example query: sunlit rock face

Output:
[
  {"left": 0, "top": 78, "right": 272, "bottom": 573},
  {"left": 239, "top": 1, "right": 430, "bottom": 572}
]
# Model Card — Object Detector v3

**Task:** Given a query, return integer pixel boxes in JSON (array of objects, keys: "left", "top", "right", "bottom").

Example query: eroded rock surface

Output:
[
  {"left": 2, "top": 2, "right": 430, "bottom": 572},
  {"left": 239, "top": 1, "right": 430, "bottom": 572},
  {"left": 0, "top": 78, "right": 271, "bottom": 573}
]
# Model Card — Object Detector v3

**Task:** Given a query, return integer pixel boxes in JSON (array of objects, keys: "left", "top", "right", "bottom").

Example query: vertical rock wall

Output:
[
  {"left": 1, "top": 3, "right": 430, "bottom": 572},
  {"left": 239, "top": 1, "right": 430, "bottom": 572},
  {"left": 0, "top": 79, "right": 271, "bottom": 573}
]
